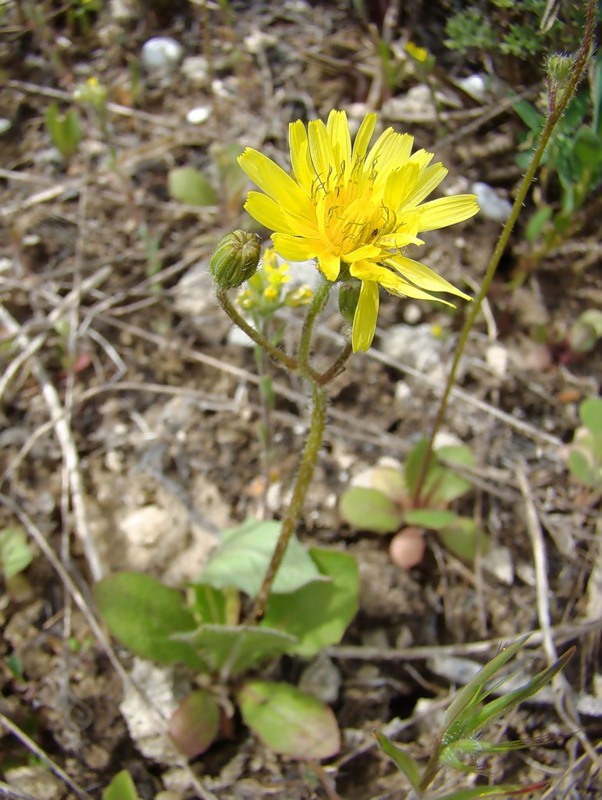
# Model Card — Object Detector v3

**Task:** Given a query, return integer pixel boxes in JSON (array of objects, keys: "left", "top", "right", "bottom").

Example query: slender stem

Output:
[
  {"left": 217, "top": 288, "right": 300, "bottom": 373},
  {"left": 253, "top": 382, "right": 328, "bottom": 620},
  {"left": 412, "top": 2, "right": 596, "bottom": 505},
  {"left": 298, "top": 282, "right": 331, "bottom": 371}
]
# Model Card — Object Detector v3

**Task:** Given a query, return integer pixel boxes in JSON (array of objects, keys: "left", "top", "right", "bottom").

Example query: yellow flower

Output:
[
  {"left": 405, "top": 41, "right": 430, "bottom": 63},
  {"left": 238, "top": 110, "right": 479, "bottom": 351}
]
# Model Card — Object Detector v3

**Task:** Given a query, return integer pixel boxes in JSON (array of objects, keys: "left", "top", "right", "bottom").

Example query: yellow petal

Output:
[
  {"left": 238, "top": 148, "right": 312, "bottom": 218},
  {"left": 272, "top": 233, "right": 319, "bottom": 262},
  {"left": 350, "top": 113, "right": 378, "bottom": 173},
  {"left": 386, "top": 254, "right": 471, "bottom": 300},
  {"left": 352, "top": 279, "right": 380, "bottom": 352},
  {"left": 402, "top": 163, "right": 448, "bottom": 208},
  {"left": 289, "top": 121, "right": 313, "bottom": 193},
  {"left": 351, "top": 262, "right": 457, "bottom": 304},
  {"left": 245, "top": 192, "right": 295, "bottom": 233},
  {"left": 345, "top": 244, "right": 383, "bottom": 263},
  {"left": 327, "top": 110, "right": 351, "bottom": 173},
  {"left": 317, "top": 250, "right": 341, "bottom": 281},
  {"left": 308, "top": 119, "right": 336, "bottom": 188},
  {"left": 417, "top": 195, "right": 480, "bottom": 231}
]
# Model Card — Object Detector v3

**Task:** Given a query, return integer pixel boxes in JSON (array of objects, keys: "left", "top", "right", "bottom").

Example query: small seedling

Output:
[
  {"left": 340, "top": 437, "right": 487, "bottom": 566},
  {"left": 377, "top": 636, "right": 574, "bottom": 797},
  {"left": 45, "top": 103, "right": 82, "bottom": 162},
  {"left": 567, "top": 396, "right": 602, "bottom": 491}
]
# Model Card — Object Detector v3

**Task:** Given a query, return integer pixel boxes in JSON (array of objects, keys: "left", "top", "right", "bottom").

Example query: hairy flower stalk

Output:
[{"left": 239, "top": 110, "right": 479, "bottom": 351}]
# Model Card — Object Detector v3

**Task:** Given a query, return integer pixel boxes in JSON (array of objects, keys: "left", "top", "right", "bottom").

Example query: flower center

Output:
[{"left": 316, "top": 170, "right": 397, "bottom": 257}]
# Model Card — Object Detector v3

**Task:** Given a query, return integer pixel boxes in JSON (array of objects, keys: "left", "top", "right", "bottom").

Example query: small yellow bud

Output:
[
  {"left": 285, "top": 286, "right": 313, "bottom": 308},
  {"left": 210, "top": 230, "right": 261, "bottom": 289}
]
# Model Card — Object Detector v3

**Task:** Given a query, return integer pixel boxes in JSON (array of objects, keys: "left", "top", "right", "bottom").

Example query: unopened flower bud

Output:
[
  {"left": 338, "top": 283, "right": 361, "bottom": 326},
  {"left": 210, "top": 230, "right": 261, "bottom": 289},
  {"left": 546, "top": 54, "right": 574, "bottom": 90}
]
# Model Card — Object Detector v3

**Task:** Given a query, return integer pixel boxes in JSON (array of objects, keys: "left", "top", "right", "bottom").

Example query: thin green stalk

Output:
[
  {"left": 253, "top": 381, "right": 328, "bottom": 620},
  {"left": 298, "top": 283, "right": 331, "bottom": 370},
  {"left": 412, "top": 0, "right": 596, "bottom": 504},
  {"left": 217, "top": 288, "right": 300, "bottom": 373}
]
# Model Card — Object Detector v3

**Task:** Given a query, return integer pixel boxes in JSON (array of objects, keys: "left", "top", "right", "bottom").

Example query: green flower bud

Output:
[
  {"left": 338, "top": 282, "right": 361, "bottom": 326},
  {"left": 210, "top": 230, "right": 261, "bottom": 289},
  {"left": 546, "top": 54, "right": 574, "bottom": 90}
]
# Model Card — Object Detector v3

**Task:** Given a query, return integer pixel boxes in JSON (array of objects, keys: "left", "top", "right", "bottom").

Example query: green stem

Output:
[
  {"left": 412, "top": 1, "right": 596, "bottom": 505},
  {"left": 217, "top": 288, "right": 301, "bottom": 373},
  {"left": 298, "top": 282, "right": 331, "bottom": 372},
  {"left": 253, "top": 381, "right": 328, "bottom": 620}
]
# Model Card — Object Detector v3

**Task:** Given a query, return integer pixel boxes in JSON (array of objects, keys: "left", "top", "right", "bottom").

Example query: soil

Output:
[{"left": 1, "top": 2, "right": 601, "bottom": 799}]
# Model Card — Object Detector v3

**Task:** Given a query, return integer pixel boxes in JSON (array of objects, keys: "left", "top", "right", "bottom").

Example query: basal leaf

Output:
[
  {"left": 340, "top": 487, "right": 403, "bottom": 534},
  {"left": 94, "top": 572, "right": 203, "bottom": 670},
  {"left": 168, "top": 166, "right": 218, "bottom": 206},
  {"left": 174, "top": 624, "right": 296, "bottom": 676},
  {"left": 102, "top": 770, "right": 141, "bottom": 800},
  {"left": 238, "top": 680, "right": 340, "bottom": 759},
  {"left": 262, "top": 547, "right": 359, "bottom": 657},
  {"left": 404, "top": 509, "right": 458, "bottom": 529},
  {"left": 199, "top": 518, "right": 322, "bottom": 597},
  {"left": 375, "top": 731, "right": 421, "bottom": 791},
  {"left": 437, "top": 518, "right": 489, "bottom": 562},
  {"left": 168, "top": 689, "right": 220, "bottom": 758}
]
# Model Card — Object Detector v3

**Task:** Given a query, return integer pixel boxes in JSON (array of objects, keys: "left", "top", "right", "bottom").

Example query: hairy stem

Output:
[
  {"left": 253, "top": 382, "right": 328, "bottom": 620},
  {"left": 412, "top": 0, "right": 597, "bottom": 504}
]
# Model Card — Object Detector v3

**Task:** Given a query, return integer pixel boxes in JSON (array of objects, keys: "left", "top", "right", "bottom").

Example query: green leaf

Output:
[
  {"left": 0, "top": 526, "right": 33, "bottom": 579},
  {"left": 339, "top": 486, "right": 403, "bottom": 534},
  {"left": 360, "top": 466, "right": 407, "bottom": 502},
  {"left": 466, "top": 647, "right": 575, "bottom": 738},
  {"left": 437, "top": 518, "right": 489, "bottom": 562},
  {"left": 262, "top": 547, "right": 359, "bottom": 658},
  {"left": 404, "top": 436, "right": 429, "bottom": 497},
  {"left": 168, "top": 166, "right": 218, "bottom": 206},
  {"left": 568, "top": 448, "right": 598, "bottom": 488},
  {"left": 573, "top": 126, "right": 602, "bottom": 169},
  {"left": 426, "top": 445, "right": 475, "bottom": 505},
  {"left": 375, "top": 731, "right": 421, "bottom": 791},
  {"left": 189, "top": 583, "right": 238, "bottom": 625},
  {"left": 198, "top": 518, "right": 322, "bottom": 597},
  {"left": 404, "top": 508, "right": 458, "bottom": 529},
  {"left": 168, "top": 689, "right": 220, "bottom": 757},
  {"left": 513, "top": 99, "right": 543, "bottom": 132},
  {"left": 238, "top": 680, "right": 340, "bottom": 759},
  {"left": 102, "top": 770, "right": 141, "bottom": 800},
  {"left": 525, "top": 206, "right": 553, "bottom": 243},
  {"left": 433, "top": 787, "right": 525, "bottom": 800},
  {"left": 443, "top": 637, "right": 529, "bottom": 736},
  {"left": 580, "top": 397, "right": 602, "bottom": 436},
  {"left": 94, "top": 573, "right": 203, "bottom": 670},
  {"left": 174, "top": 624, "right": 296, "bottom": 676}
]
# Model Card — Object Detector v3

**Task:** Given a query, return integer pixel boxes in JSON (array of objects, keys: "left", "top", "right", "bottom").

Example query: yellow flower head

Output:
[
  {"left": 405, "top": 41, "right": 430, "bottom": 63},
  {"left": 238, "top": 110, "right": 479, "bottom": 351}
]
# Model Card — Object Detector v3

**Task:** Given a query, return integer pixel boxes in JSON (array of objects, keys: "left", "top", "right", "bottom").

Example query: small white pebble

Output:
[
  {"left": 457, "top": 73, "right": 488, "bottom": 102},
  {"left": 471, "top": 182, "right": 513, "bottom": 223},
  {"left": 186, "top": 106, "right": 211, "bottom": 125},
  {"left": 403, "top": 302, "right": 422, "bottom": 324},
  {"left": 485, "top": 343, "right": 508, "bottom": 378},
  {"left": 141, "top": 37, "right": 183, "bottom": 73}
]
